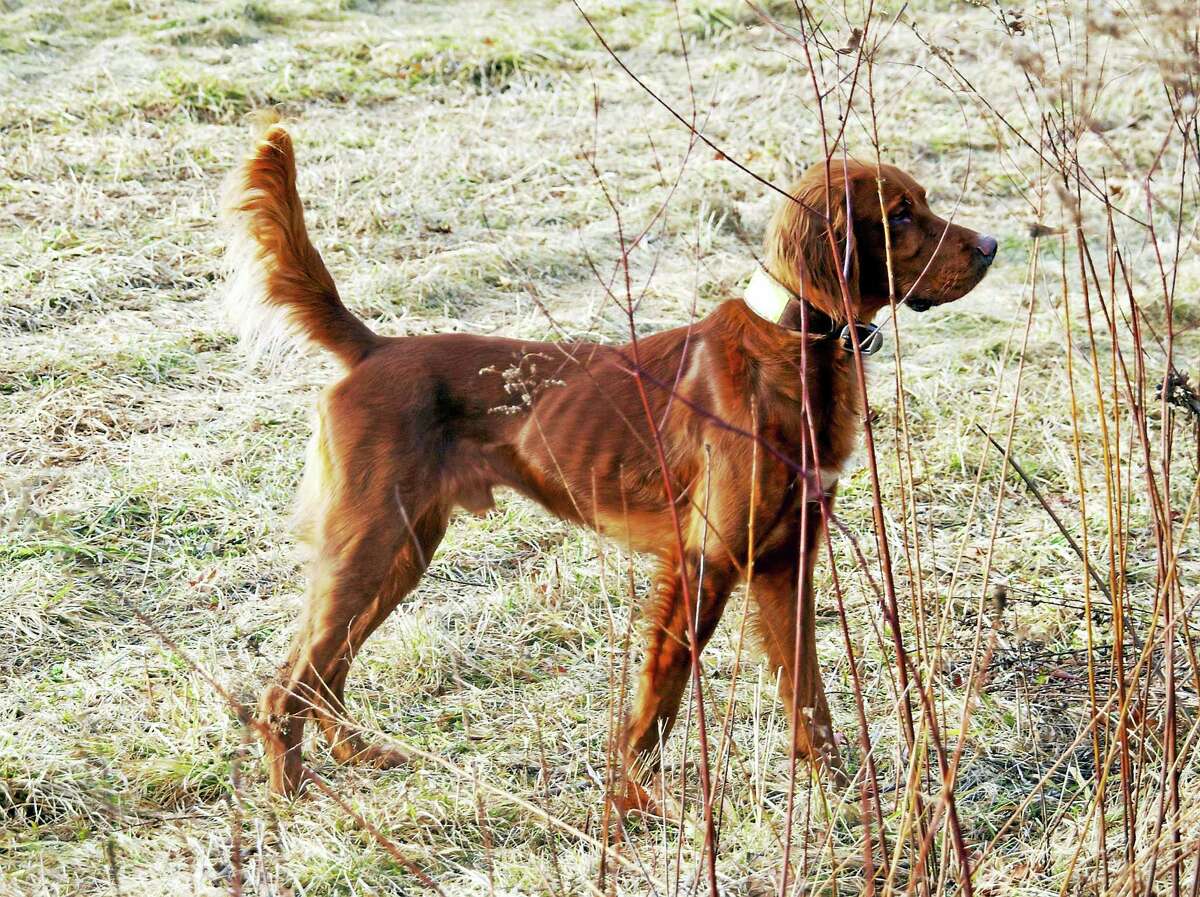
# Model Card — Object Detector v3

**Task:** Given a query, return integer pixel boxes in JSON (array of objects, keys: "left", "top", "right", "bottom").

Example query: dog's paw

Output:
[
  {"left": 356, "top": 743, "right": 410, "bottom": 770},
  {"left": 331, "top": 734, "right": 410, "bottom": 769},
  {"left": 611, "top": 778, "right": 682, "bottom": 824}
]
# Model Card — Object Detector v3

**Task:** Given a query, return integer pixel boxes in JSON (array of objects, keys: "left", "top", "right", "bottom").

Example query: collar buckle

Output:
[{"left": 839, "top": 322, "right": 883, "bottom": 355}]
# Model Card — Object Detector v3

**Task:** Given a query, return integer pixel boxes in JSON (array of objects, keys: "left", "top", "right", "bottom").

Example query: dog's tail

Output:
[{"left": 221, "top": 124, "right": 380, "bottom": 368}]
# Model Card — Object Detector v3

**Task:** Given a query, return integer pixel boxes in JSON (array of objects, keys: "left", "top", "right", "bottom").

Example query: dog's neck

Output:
[{"left": 742, "top": 267, "right": 884, "bottom": 356}]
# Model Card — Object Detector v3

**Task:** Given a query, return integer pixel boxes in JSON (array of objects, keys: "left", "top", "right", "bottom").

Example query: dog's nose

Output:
[{"left": 975, "top": 235, "right": 998, "bottom": 265}]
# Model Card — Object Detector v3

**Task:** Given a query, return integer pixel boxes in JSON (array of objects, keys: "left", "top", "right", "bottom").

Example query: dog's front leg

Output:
[
  {"left": 750, "top": 500, "right": 844, "bottom": 786},
  {"left": 615, "top": 554, "right": 735, "bottom": 817}
]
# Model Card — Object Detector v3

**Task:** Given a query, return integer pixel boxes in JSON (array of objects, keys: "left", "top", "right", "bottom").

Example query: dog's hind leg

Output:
[
  {"left": 314, "top": 506, "right": 448, "bottom": 768},
  {"left": 259, "top": 487, "right": 446, "bottom": 796}
]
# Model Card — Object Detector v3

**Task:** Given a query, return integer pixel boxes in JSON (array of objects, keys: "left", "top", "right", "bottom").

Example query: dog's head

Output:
[{"left": 764, "top": 160, "right": 996, "bottom": 321}]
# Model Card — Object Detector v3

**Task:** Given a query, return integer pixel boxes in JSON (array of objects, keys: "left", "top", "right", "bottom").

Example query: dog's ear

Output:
[{"left": 764, "top": 170, "right": 860, "bottom": 320}]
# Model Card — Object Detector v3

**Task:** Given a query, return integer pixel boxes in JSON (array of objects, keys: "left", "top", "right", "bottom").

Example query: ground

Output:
[{"left": 2, "top": 1, "right": 1198, "bottom": 895}]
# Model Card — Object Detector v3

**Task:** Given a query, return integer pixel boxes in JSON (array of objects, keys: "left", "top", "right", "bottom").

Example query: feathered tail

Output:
[{"left": 220, "top": 124, "right": 379, "bottom": 368}]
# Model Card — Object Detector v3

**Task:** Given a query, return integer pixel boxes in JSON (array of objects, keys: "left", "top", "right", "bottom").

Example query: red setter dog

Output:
[{"left": 223, "top": 126, "right": 996, "bottom": 810}]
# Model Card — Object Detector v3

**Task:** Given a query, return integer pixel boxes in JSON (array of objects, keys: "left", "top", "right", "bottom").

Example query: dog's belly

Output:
[
  {"left": 467, "top": 433, "right": 694, "bottom": 555},
  {"left": 592, "top": 506, "right": 679, "bottom": 553}
]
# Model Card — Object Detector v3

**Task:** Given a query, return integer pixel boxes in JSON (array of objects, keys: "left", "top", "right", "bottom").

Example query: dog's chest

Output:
[{"left": 768, "top": 361, "right": 859, "bottom": 483}]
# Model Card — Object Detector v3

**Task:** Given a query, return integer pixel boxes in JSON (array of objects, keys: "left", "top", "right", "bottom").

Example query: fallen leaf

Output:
[
  {"left": 837, "top": 27, "right": 863, "bottom": 55},
  {"left": 1028, "top": 222, "right": 1064, "bottom": 238}
]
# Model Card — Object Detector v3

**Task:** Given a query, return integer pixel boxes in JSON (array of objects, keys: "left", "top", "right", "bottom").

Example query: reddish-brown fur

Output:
[{"left": 223, "top": 127, "right": 996, "bottom": 808}]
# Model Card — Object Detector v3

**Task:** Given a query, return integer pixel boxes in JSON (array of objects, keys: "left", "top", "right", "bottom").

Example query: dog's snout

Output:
[{"left": 975, "top": 234, "right": 998, "bottom": 265}]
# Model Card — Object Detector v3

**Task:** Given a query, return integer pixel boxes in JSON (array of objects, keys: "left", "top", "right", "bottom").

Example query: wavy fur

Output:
[{"left": 220, "top": 125, "right": 378, "bottom": 367}]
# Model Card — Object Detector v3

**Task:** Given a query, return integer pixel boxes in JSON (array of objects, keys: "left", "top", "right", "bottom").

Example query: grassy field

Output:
[{"left": 2, "top": 0, "right": 1198, "bottom": 894}]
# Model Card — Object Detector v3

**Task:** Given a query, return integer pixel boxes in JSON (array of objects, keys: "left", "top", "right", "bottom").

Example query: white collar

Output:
[
  {"left": 741, "top": 266, "right": 886, "bottom": 354},
  {"left": 742, "top": 267, "right": 794, "bottom": 325}
]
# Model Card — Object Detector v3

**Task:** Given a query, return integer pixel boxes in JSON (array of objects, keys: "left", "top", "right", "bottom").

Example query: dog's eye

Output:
[{"left": 888, "top": 204, "right": 912, "bottom": 226}]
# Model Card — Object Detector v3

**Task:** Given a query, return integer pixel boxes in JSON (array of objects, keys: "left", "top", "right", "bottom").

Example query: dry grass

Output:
[{"left": 2, "top": 0, "right": 1198, "bottom": 894}]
